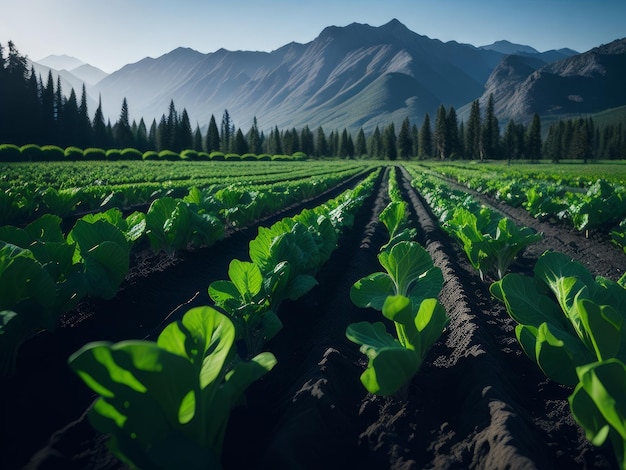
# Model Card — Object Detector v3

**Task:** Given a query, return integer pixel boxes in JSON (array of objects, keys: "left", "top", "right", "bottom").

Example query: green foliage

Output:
[
  {"left": 40, "top": 145, "right": 65, "bottom": 161},
  {"left": 19, "top": 144, "right": 42, "bottom": 161},
  {"left": 0, "top": 144, "right": 21, "bottom": 162},
  {"left": 84, "top": 147, "right": 106, "bottom": 160},
  {"left": 64, "top": 146, "right": 84, "bottom": 160},
  {"left": 106, "top": 149, "right": 122, "bottom": 160},
  {"left": 446, "top": 207, "right": 542, "bottom": 280},
  {"left": 491, "top": 251, "right": 626, "bottom": 386},
  {"left": 121, "top": 148, "right": 143, "bottom": 160},
  {"left": 142, "top": 150, "right": 159, "bottom": 160},
  {"left": 350, "top": 241, "right": 443, "bottom": 312},
  {"left": 569, "top": 359, "right": 626, "bottom": 470},
  {"left": 346, "top": 295, "right": 448, "bottom": 396},
  {"left": 68, "top": 306, "right": 277, "bottom": 470}
]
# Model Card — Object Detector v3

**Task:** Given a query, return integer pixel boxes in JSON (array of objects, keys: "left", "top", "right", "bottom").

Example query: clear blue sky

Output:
[{"left": 2, "top": 0, "right": 624, "bottom": 73}]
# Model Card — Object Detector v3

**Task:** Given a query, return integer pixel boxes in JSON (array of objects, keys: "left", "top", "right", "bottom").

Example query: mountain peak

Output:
[
  {"left": 36, "top": 54, "right": 85, "bottom": 71},
  {"left": 479, "top": 40, "right": 539, "bottom": 55}
]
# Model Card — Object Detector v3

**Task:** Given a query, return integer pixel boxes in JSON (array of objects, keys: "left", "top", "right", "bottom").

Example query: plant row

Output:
[
  {"left": 346, "top": 167, "right": 449, "bottom": 397},
  {"left": 492, "top": 252, "right": 626, "bottom": 470},
  {"left": 0, "top": 170, "right": 373, "bottom": 376},
  {"left": 410, "top": 165, "right": 626, "bottom": 468},
  {"left": 422, "top": 162, "right": 626, "bottom": 235},
  {"left": 407, "top": 168, "right": 542, "bottom": 281},
  {"left": 0, "top": 162, "right": 369, "bottom": 226},
  {"left": 67, "top": 169, "right": 380, "bottom": 469}
]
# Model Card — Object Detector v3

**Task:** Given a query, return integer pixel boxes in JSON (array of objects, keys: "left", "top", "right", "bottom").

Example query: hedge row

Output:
[{"left": 0, "top": 144, "right": 308, "bottom": 162}]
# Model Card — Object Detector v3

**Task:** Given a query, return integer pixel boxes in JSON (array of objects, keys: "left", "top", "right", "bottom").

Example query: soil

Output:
[{"left": 2, "top": 164, "right": 625, "bottom": 470}]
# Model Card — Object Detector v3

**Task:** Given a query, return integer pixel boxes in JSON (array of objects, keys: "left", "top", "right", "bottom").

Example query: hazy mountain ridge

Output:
[{"left": 32, "top": 21, "right": 625, "bottom": 133}]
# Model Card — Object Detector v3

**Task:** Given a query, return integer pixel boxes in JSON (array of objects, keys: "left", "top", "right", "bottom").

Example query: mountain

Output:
[
  {"left": 36, "top": 54, "right": 85, "bottom": 71},
  {"left": 472, "top": 38, "right": 626, "bottom": 123},
  {"left": 92, "top": 19, "right": 506, "bottom": 133},
  {"left": 480, "top": 40, "right": 540, "bottom": 55},
  {"left": 68, "top": 64, "right": 108, "bottom": 86}
]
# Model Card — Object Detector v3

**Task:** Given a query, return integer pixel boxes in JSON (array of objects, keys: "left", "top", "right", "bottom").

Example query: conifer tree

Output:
[
  {"left": 77, "top": 84, "right": 91, "bottom": 148},
  {"left": 466, "top": 99, "right": 481, "bottom": 159},
  {"left": 220, "top": 109, "right": 232, "bottom": 153},
  {"left": 418, "top": 113, "right": 432, "bottom": 158},
  {"left": 383, "top": 123, "right": 397, "bottom": 160},
  {"left": 482, "top": 93, "right": 500, "bottom": 159},
  {"left": 246, "top": 117, "right": 262, "bottom": 154},
  {"left": 526, "top": 113, "right": 542, "bottom": 161},
  {"left": 205, "top": 115, "right": 220, "bottom": 152},
  {"left": 434, "top": 105, "right": 448, "bottom": 159},
  {"left": 114, "top": 98, "right": 134, "bottom": 148},
  {"left": 355, "top": 128, "right": 367, "bottom": 158},
  {"left": 397, "top": 117, "right": 412, "bottom": 159},
  {"left": 446, "top": 107, "right": 460, "bottom": 158},
  {"left": 369, "top": 126, "right": 382, "bottom": 159},
  {"left": 92, "top": 94, "right": 108, "bottom": 148},
  {"left": 315, "top": 126, "right": 328, "bottom": 157}
]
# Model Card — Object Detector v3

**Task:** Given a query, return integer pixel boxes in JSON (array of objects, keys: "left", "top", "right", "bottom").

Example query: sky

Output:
[{"left": 1, "top": 0, "right": 625, "bottom": 74}]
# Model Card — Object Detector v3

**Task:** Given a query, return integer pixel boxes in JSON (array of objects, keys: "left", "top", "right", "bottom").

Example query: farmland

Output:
[{"left": 2, "top": 159, "right": 626, "bottom": 469}]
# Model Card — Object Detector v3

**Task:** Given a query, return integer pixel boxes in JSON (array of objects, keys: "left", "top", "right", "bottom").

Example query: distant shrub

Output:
[
  {"left": 158, "top": 150, "right": 179, "bottom": 161},
  {"left": 242, "top": 153, "right": 257, "bottom": 161},
  {"left": 271, "top": 154, "right": 290, "bottom": 161},
  {"left": 41, "top": 145, "right": 65, "bottom": 161},
  {"left": 65, "top": 146, "right": 84, "bottom": 160},
  {"left": 142, "top": 150, "right": 159, "bottom": 160},
  {"left": 106, "top": 149, "right": 122, "bottom": 160},
  {"left": 292, "top": 151, "right": 307, "bottom": 161},
  {"left": 0, "top": 144, "right": 21, "bottom": 162},
  {"left": 20, "top": 144, "right": 42, "bottom": 161},
  {"left": 84, "top": 148, "right": 106, "bottom": 160},
  {"left": 225, "top": 153, "right": 241, "bottom": 161},
  {"left": 198, "top": 151, "right": 211, "bottom": 160},
  {"left": 257, "top": 153, "right": 272, "bottom": 161},
  {"left": 180, "top": 149, "right": 199, "bottom": 161},
  {"left": 121, "top": 148, "right": 142, "bottom": 160},
  {"left": 209, "top": 151, "right": 225, "bottom": 161}
]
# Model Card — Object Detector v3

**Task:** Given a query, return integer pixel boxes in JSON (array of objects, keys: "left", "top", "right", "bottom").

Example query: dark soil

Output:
[{"left": 2, "top": 165, "right": 624, "bottom": 470}]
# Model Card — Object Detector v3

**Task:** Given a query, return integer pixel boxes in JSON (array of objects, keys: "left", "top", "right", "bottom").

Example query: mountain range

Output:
[{"left": 33, "top": 19, "right": 625, "bottom": 133}]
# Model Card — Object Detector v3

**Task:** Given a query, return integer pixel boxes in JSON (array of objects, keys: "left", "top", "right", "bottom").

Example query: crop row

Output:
[
  {"left": 0, "top": 169, "right": 372, "bottom": 377},
  {"left": 406, "top": 165, "right": 626, "bottom": 469},
  {"left": 0, "top": 161, "right": 371, "bottom": 226},
  {"left": 67, "top": 169, "right": 380, "bottom": 469}
]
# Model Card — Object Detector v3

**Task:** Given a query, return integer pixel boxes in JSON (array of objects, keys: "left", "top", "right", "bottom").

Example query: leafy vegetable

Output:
[
  {"left": 346, "top": 295, "right": 448, "bottom": 396},
  {"left": 350, "top": 241, "right": 443, "bottom": 312},
  {"left": 569, "top": 359, "right": 626, "bottom": 470},
  {"left": 68, "top": 306, "right": 277, "bottom": 470}
]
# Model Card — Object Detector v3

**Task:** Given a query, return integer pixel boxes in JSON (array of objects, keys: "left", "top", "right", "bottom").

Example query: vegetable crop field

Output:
[{"left": 3, "top": 159, "right": 626, "bottom": 469}]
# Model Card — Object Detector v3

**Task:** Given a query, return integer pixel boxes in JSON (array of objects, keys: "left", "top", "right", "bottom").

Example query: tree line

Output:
[{"left": 1, "top": 41, "right": 625, "bottom": 160}]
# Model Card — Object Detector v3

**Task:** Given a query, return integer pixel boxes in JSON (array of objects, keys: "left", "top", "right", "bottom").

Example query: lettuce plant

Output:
[
  {"left": 350, "top": 240, "right": 443, "bottom": 312},
  {"left": 346, "top": 295, "right": 448, "bottom": 396},
  {"left": 491, "top": 250, "right": 626, "bottom": 386},
  {"left": 69, "top": 306, "right": 277, "bottom": 470},
  {"left": 446, "top": 207, "right": 542, "bottom": 280},
  {"left": 569, "top": 359, "right": 626, "bottom": 470}
]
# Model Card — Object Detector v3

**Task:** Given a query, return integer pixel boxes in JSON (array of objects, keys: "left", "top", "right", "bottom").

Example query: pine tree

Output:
[
  {"left": 503, "top": 119, "right": 520, "bottom": 161},
  {"left": 397, "top": 117, "right": 412, "bottom": 159},
  {"left": 411, "top": 124, "right": 419, "bottom": 157},
  {"left": 61, "top": 88, "right": 79, "bottom": 147},
  {"left": 77, "top": 84, "right": 91, "bottom": 148},
  {"left": 193, "top": 125, "right": 203, "bottom": 152},
  {"left": 383, "top": 123, "right": 397, "bottom": 160},
  {"left": 526, "top": 113, "right": 542, "bottom": 161},
  {"left": 176, "top": 108, "right": 193, "bottom": 151},
  {"left": 136, "top": 118, "right": 149, "bottom": 152},
  {"left": 355, "top": 128, "right": 367, "bottom": 158},
  {"left": 114, "top": 98, "right": 134, "bottom": 148},
  {"left": 446, "top": 107, "right": 460, "bottom": 158},
  {"left": 369, "top": 126, "right": 382, "bottom": 159},
  {"left": 434, "top": 105, "right": 448, "bottom": 159},
  {"left": 299, "top": 125, "right": 314, "bottom": 157},
  {"left": 233, "top": 128, "right": 249, "bottom": 154},
  {"left": 418, "top": 113, "right": 432, "bottom": 158},
  {"left": 482, "top": 93, "right": 500, "bottom": 159},
  {"left": 466, "top": 99, "right": 481, "bottom": 159},
  {"left": 246, "top": 117, "right": 262, "bottom": 154},
  {"left": 315, "top": 126, "right": 328, "bottom": 157},
  {"left": 92, "top": 94, "right": 108, "bottom": 148},
  {"left": 220, "top": 109, "right": 232, "bottom": 153},
  {"left": 205, "top": 115, "right": 220, "bottom": 152}
]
